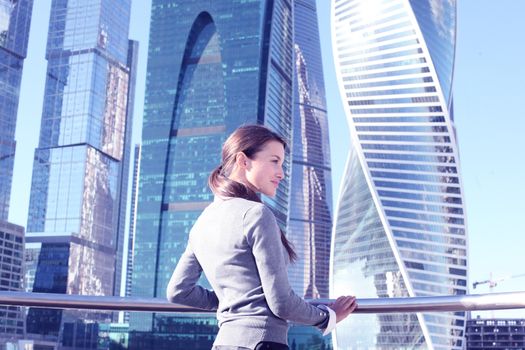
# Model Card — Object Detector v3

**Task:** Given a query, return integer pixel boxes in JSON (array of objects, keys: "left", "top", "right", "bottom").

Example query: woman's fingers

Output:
[{"left": 331, "top": 295, "right": 358, "bottom": 322}]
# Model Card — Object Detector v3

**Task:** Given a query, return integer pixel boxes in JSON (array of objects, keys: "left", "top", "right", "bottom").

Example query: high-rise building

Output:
[
  {"left": 129, "top": 0, "right": 294, "bottom": 347},
  {"left": 466, "top": 318, "right": 525, "bottom": 349},
  {"left": 287, "top": 1, "right": 333, "bottom": 348},
  {"left": 123, "top": 144, "right": 140, "bottom": 324},
  {"left": 24, "top": 0, "right": 136, "bottom": 341},
  {"left": 0, "top": 1, "right": 33, "bottom": 344},
  {"left": 331, "top": 0, "right": 467, "bottom": 349},
  {"left": 288, "top": 0, "right": 332, "bottom": 301},
  {"left": 0, "top": 221, "right": 25, "bottom": 344},
  {"left": 0, "top": 0, "right": 33, "bottom": 220},
  {"left": 114, "top": 39, "right": 139, "bottom": 301}
]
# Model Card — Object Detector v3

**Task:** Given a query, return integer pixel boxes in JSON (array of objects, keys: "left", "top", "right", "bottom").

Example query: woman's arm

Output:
[
  {"left": 166, "top": 243, "right": 219, "bottom": 311},
  {"left": 244, "top": 204, "right": 335, "bottom": 330}
]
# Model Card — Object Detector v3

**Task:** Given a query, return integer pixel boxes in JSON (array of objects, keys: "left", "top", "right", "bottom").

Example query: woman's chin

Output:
[{"left": 261, "top": 190, "right": 276, "bottom": 197}]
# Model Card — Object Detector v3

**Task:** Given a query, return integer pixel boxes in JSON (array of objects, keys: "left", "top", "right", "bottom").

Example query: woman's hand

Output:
[{"left": 329, "top": 295, "right": 358, "bottom": 323}]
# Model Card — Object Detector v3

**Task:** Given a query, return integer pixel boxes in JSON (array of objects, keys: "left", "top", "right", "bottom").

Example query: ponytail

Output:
[{"left": 208, "top": 165, "right": 260, "bottom": 202}]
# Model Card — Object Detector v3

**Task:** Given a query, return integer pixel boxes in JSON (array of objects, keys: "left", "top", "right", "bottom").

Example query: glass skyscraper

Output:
[
  {"left": 131, "top": 0, "right": 294, "bottom": 337},
  {"left": 288, "top": 0, "right": 333, "bottom": 301},
  {"left": 24, "top": 0, "right": 136, "bottom": 341},
  {"left": 0, "top": 221, "right": 25, "bottom": 343},
  {"left": 287, "top": 1, "right": 333, "bottom": 348},
  {"left": 0, "top": 0, "right": 33, "bottom": 220},
  {"left": 123, "top": 143, "right": 140, "bottom": 324},
  {"left": 129, "top": 0, "right": 336, "bottom": 348},
  {"left": 0, "top": 1, "right": 33, "bottom": 343},
  {"left": 331, "top": 0, "right": 467, "bottom": 349}
]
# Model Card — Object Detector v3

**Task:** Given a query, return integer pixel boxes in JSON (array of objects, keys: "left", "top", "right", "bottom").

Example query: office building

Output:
[
  {"left": 129, "top": 0, "right": 294, "bottom": 347},
  {"left": 287, "top": 0, "right": 334, "bottom": 347},
  {"left": 0, "top": 0, "right": 33, "bottom": 221},
  {"left": 0, "top": 0, "right": 33, "bottom": 343},
  {"left": 123, "top": 144, "right": 140, "bottom": 324},
  {"left": 331, "top": 0, "right": 467, "bottom": 349},
  {"left": 0, "top": 221, "right": 25, "bottom": 344},
  {"left": 466, "top": 318, "right": 525, "bottom": 349},
  {"left": 288, "top": 0, "right": 333, "bottom": 301},
  {"left": 24, "top": 0, "right": 136, "bottom": 342}
]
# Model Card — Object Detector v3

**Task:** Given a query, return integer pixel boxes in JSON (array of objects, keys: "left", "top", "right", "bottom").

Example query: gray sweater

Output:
[{"left": 167, "top": 196, "right": 329, "bottom": 348}]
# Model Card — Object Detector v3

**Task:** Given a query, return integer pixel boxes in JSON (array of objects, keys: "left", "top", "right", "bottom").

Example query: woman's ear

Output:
[{"left": 235, "top": 152, "right": 249, "bottom": 169}]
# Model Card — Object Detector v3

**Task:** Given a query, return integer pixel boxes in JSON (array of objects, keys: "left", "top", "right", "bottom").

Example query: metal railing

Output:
[{"left": 1, "top": 291, "right": 524, "bottom": 314}]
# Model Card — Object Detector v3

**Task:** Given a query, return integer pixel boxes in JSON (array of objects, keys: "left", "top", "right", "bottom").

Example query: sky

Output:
[{"left": 9, "top": 0, "right": 525, "bottom": 319}]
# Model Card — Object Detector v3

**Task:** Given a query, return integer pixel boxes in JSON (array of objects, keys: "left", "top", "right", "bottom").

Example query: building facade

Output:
[
  {"left": 24, "top": 0, "right": 136, "bottom": 342},
  {"left": 0, "top": 0, "right": 33, "bottom": 344},
  {"left": 331, "top": 0, "right": 467, "bottom": 349},
  {"left": 123, "top": 144, "right": 141, "bottom": 324},
  {"left": 287, "top": 1, "right": 334, "bottom": 348},
  {"left": 0, "top": 221, "right": 25, "bottom": 344},
  {"left": 130, "top": 0, "right": 335, "bottom": 347},
  {"left": 288, "top": 0, "right": 333, "bottom": 301},
  {"left": 466, "top": 318, "right": 525, "bottom": 349},
  {"left": 0, "top": 0, "right": 33, "bottom": 221}
]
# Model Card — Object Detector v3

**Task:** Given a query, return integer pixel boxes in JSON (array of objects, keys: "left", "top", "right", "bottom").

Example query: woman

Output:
[{"left": 167, "top": 125, "right": 357, "bottom": 350}]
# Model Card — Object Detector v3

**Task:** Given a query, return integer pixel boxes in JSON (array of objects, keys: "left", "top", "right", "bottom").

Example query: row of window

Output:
[
  {"left": 373, "top": 170, "right": 459, "bottom": 184},
  {"left": 365, "top": 143, "right": 453, "bottom": 153},
  {"left": 368, "top": 153, "right": 456, "bottom": 164},
  {"left": 390, "top": 219, "right": 465, "bottom": 236},
  {"left": 351, "top": 105, "right": 442, "bottom": 114},
  {"left": 383, "top": 199, "right": 463, "bottom": 215},
  {"left": 358, "top": 123, "right": 448, "bottom": 133},
  {"left": 397, "top": 239, "right": 466, "bottom": 256},
  {"left": 0, "top": 232, "right": 22, "bottom": 243},
  {"left": 335, "top": 0, "right": 399, "bottom": 19},
  {"left": 360, "top": 134, "right": 451, "bottom": 143},
  {"left": 343, "top": 55, "right": 427, "bottom": 76},
  {"left": 340, "top": 46, "right": 424, "bottom": 67},
  {"left": 347, "top": 86, "right": 436, "bottom": 99},
  {"left": 394, "top": 229, "right": 466, "bottom": 245}
]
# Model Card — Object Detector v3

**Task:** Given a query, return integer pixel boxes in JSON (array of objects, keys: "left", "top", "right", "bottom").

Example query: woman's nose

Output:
[{"left": 276, "top": 167, "right": 284, "bottom": 179}]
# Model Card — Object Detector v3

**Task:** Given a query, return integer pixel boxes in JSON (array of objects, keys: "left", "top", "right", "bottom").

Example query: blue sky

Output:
[{"left": 10, "top": 0, "right": 524, "bottom": 318}]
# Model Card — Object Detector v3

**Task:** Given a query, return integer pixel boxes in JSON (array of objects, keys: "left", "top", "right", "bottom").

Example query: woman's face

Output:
[{"left": 244, "top": 140, "right": 285, "bottom": 197}]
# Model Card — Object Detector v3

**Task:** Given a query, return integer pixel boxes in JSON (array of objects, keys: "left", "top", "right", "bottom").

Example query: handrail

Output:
[{"left": 1, "top": 291, "right": 524, "bottom": 314}]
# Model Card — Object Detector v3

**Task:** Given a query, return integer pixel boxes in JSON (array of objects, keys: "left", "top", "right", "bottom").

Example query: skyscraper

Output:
[
  {"left": 130, "top": 0, "right": 294, "bottom": 346},
  {"left": 331, "top": 0, "right": 467, "bottom": 349},
  {"left": 0, "top": 0, "right": 33, "bottom": 343},
  {"left": 466, "top": 318, "right": 525, "bottom": 350},
  {"left": 24, "top": 0, "right": 136, "bottom": 340},
  {"left": 123, "top": 144, "right": 140, "bottom": 324},
  {"left": 288, "top": 0, "right": 333, "bottom": 301},
  {"left": 114, "top": 39, "right": 139, "bottom": 300},
  {"left": 0, "top": 0, "right": 33, "bottom": 220},
  {"left": 287, "top": 2, "right": 333, "bottom": 348},
  {"left": 0, "top": 221, "right": 25, "bottom": 344},
  {"left": 287, "top": 0, "right": 332, "bottom": 348}
]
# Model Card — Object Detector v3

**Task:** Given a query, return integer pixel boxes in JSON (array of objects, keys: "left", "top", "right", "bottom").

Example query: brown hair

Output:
[{"left": 208, "top": 124, "right": 297, "bottom": 262}]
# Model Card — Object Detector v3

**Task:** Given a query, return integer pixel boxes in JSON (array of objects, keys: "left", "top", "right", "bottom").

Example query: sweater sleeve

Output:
[
  {"left": 244, "top": 204, "right": 329, "bottom": 328},
  {"left": 166, "top": 242, "right": 219, "bottom": 311}
]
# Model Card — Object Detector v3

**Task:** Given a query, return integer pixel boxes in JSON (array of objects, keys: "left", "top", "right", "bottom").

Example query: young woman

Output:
[{"left": 167, "top": 125, "right": 357, "bottom": 350}]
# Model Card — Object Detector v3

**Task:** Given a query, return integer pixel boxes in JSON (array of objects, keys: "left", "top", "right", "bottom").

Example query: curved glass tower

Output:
[{"left": 331, "top": 1, "right": 467, "bottom": 349}]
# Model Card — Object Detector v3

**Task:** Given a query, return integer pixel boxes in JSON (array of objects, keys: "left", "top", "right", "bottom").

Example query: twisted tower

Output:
[{"left": 331, "top": 1, "right": 467, "bottom": 349}]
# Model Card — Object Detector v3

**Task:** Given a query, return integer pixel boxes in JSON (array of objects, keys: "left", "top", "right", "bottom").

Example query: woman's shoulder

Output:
[
  {"left": 211, "top": 197, "right": 275, "bottom": 223},
  {"left": 214, "top": 196, "right": 265, "bottom": 212}
]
